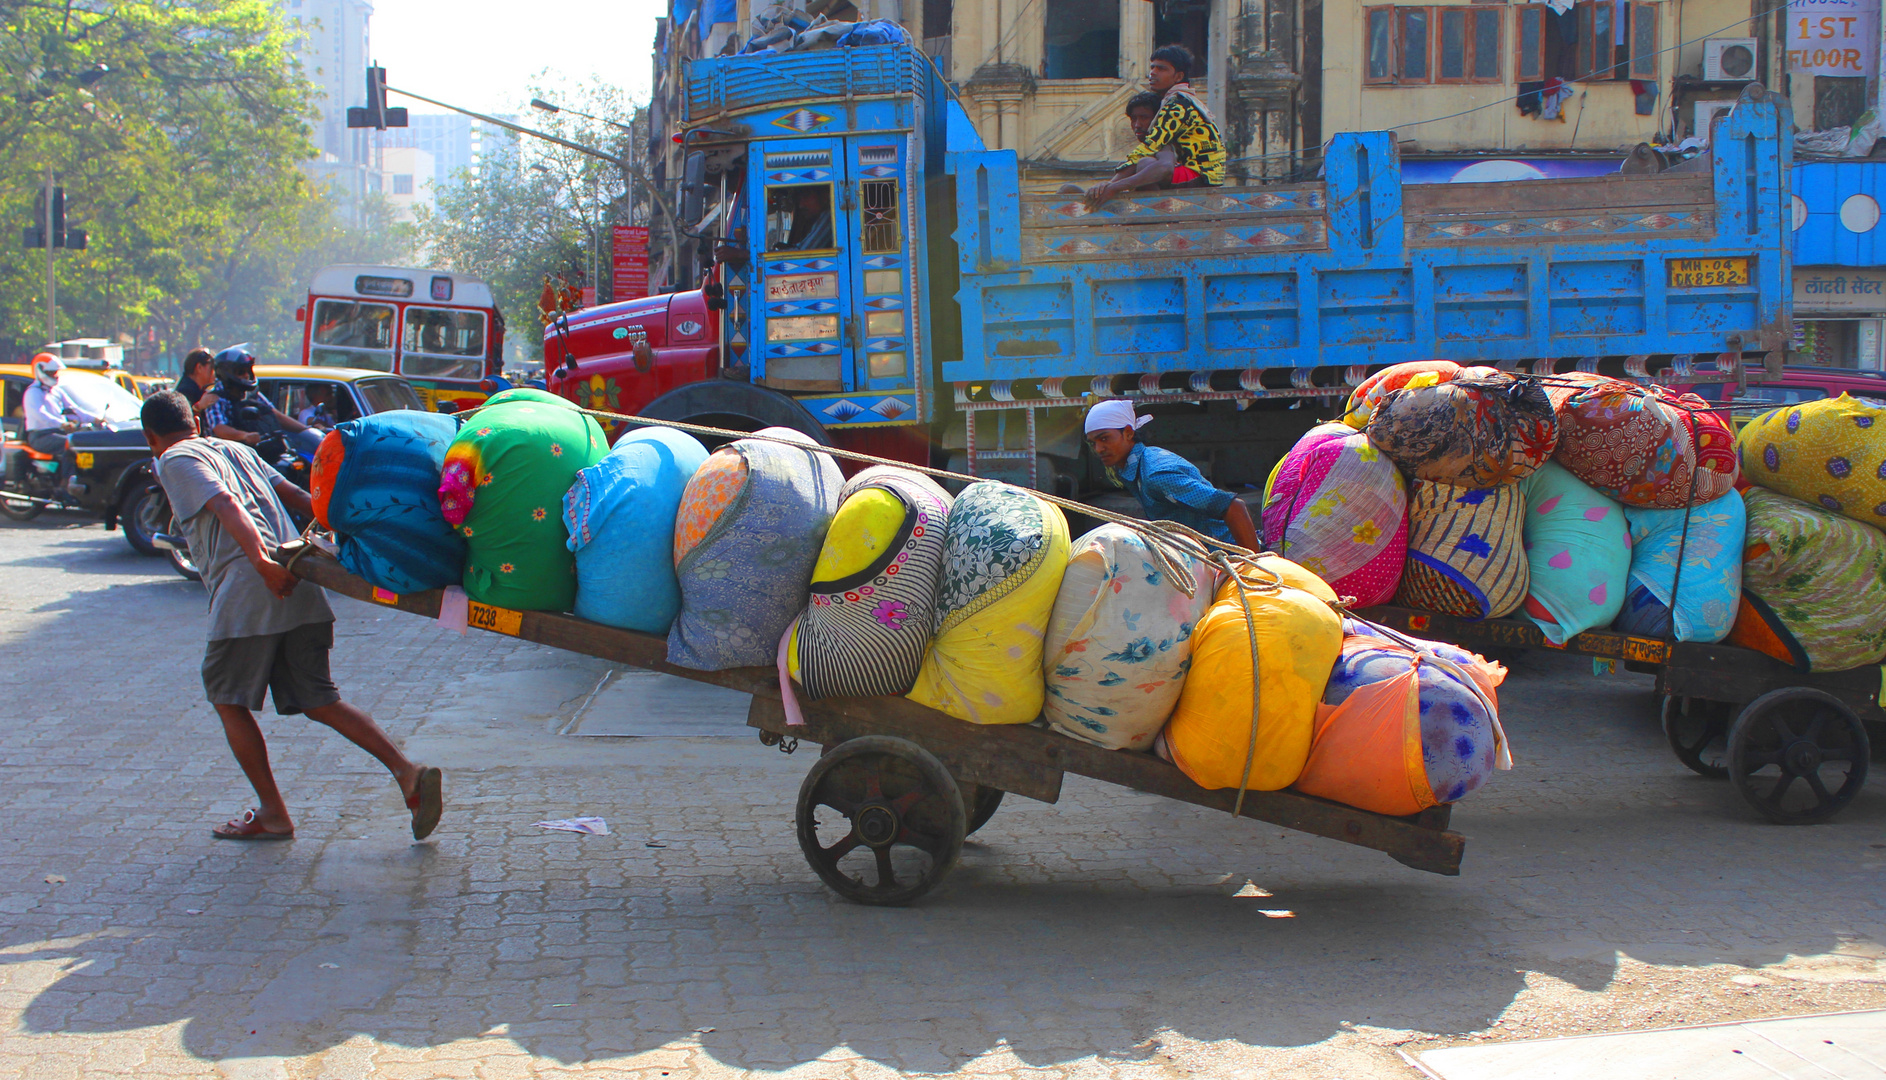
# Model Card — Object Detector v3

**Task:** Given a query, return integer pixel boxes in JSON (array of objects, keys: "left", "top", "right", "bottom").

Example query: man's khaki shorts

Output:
[{"left": 202, "top": 621, "right": 341, "bottom": 716}]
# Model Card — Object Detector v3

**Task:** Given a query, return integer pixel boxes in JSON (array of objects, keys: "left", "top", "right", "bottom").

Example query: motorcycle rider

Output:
[
  {"left": 202, "top": 347, "right": 322, "bottom": 459},
  {"left": 22, "top": 355, "right": 104, "bottom": 458}
]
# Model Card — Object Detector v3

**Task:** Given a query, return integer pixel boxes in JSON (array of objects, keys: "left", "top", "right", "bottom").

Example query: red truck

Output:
[{"left": 542, "top": 271, "right": 933, "bottom": 471}]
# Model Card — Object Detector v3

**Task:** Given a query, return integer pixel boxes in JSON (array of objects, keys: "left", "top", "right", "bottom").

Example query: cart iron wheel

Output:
[
  {"left": 795, "top": 735, "right": 966, "bottom": 906},
  {"left": 960, "top": 782, "right": 1006, "bottom": 836},
  {"left": 1662, "top": 695, "right": 1732, "bottom": 780},
  {"left": 1727, "top": 687, "right": 1870, "bottom": 825}
]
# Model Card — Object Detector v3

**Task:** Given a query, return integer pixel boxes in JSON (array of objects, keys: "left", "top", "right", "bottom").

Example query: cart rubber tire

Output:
[
  {"left": 795, "top": 735, "right": 965, "bottom": 906},
  {"left": 1727, "top": 687, "right": 1870, "bottom": 825},
  {"left": 0, "top": 491, "right": 43, "bottom": 521},
  {"left": 962, "top": 783, "right": 1006, "bottom": 836},
  {"left": 1662, "top": 695, "right": 1731, "bottom": 780}
]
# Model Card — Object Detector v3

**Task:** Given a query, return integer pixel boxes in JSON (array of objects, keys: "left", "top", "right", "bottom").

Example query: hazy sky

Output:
[{"left": 371, "top": 0, "right": 667, "bottom": 115}]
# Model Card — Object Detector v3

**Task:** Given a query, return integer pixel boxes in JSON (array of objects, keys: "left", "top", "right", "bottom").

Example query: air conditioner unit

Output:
[
  {"left": 1703, "top": 37, "right": 1758, "bottom": 81},
  {"left": 1693, "top": 99, "right": 1736, "bottom": 139}
]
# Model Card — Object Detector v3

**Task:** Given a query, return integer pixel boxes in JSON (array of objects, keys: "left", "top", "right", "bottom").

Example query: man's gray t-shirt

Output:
[{"left": 157, "top": 437, "right": 333, "bottom": 641}]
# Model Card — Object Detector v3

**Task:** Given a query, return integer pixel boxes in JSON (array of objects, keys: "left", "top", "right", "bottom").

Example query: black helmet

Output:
[{"left": 213, "top": 346, "right": 257, "bottom": 394}]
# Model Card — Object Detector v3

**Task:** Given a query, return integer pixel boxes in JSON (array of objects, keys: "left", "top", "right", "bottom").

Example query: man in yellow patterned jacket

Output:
[{"left": 1085, "top": 45, "right": 1227, "bottom": 207}]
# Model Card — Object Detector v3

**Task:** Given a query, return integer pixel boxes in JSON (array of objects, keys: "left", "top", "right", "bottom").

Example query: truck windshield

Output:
[
  {"left": 310, "top": 299, "right": 396, "bottom": 371},
  {"left": 401, "top": 306, "right": 486, "bottom": 380},
  {"left": 766, "top": 185, "right": 835, "bottom": 252}
]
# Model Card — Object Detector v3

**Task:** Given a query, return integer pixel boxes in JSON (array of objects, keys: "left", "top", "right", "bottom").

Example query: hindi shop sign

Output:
[
  {"left": 1789, "top": 0, "right": 1878, "bottom": 77},
  {"left": 1795, "top": 268, "right": 1886, "bottom": 312},
  {"left": 612, "top": 225, "right": 649, "bottom": 302}
]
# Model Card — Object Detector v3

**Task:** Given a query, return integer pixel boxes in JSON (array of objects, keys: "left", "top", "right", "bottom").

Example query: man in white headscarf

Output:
[{"left": 1084, "top": 399, "right": 1258, "bottom": 550}]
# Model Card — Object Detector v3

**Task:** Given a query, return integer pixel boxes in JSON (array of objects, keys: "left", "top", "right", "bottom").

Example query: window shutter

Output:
[
  {"left": 1399, "top": 6, "right": 1432, "bottom": 82},
  {"left": 1630, "top": 2, "right": 1658, "bottom": 80},
  {"left": 1439, "top": 7, "right": 1469, "bottom": 81},
  {"left": 1365, "top": 6, "right": 1397, "bottom": 84},
  {"left": 1472, "top": 8, "right": 1502, "bottom": 82},
  {"left": 1516, "top": 5, "right": 1544, "bottom": 81}
]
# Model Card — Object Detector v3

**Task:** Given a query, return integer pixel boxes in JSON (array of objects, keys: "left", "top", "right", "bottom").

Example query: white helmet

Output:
[{"left": 32, "top": 354, "right": 62, "bottom": 389}]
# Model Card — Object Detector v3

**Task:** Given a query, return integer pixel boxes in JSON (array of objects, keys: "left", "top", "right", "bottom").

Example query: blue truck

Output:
[{"left": 547, "top": 44, "right": 1792, "bottom": 493}]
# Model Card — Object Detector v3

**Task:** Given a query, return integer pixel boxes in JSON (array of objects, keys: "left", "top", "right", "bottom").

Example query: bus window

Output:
[
  {"left": 400, "top": 307, "right": 487, "bottom": 379},
  {"left": 310, "top": 299, "right": 396, "bottom": 371}
]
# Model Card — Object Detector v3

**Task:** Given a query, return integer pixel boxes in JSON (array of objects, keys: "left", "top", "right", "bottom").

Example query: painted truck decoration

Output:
[{"left": 547, "top": 44, "right": 1791, "bottom": 484}]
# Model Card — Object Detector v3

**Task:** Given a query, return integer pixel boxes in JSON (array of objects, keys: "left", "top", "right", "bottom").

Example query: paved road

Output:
[{"left": 1, "top": 515, "right": 1882, "bottom": 1079}]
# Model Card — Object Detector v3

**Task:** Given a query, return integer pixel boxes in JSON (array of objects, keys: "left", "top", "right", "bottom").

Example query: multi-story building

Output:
[
  {"left": 279, "top": 0, "right": 376, "bottom": 199},
  {"left": 382, "top": 114, "right": 522, "bottom": 190}
]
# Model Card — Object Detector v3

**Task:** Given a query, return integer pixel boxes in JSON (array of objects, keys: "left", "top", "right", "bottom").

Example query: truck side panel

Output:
[{"left": 947, "top": 104, "right": 1791, "bottom": 384}]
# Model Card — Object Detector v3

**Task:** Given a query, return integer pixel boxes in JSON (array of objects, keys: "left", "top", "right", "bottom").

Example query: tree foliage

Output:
[
  {"left": 416, "top": 77, "right": 647, "bottom": 363},
  {"left": 0, "top": 0, "right": 410, "bottom": 364}
]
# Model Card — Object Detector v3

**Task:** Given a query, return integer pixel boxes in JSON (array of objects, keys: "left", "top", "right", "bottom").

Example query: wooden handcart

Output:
[
  {"left": 285, "top": 543, "right": 1468, "bottom": 905},
  {"left": 1360, "top": 605, "right": 1877, "bottom": 826}
]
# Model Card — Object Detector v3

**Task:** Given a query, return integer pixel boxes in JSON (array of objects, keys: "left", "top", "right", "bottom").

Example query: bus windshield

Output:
[
  {"left": 310, "top": 299, "right": 396, "bottom": 371},
  {"left": 401, "top": 306, "right": 486, "bottom": 380}
]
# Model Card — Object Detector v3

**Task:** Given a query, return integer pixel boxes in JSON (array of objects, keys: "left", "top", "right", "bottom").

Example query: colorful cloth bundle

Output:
[
  {"left": 1735, "top": 392, "right": 1886, "bottom": 530},
  {"left": 1726, "top": 487, "right": 1886, "bottom": 671},
  {"left": 1366, "top": 367, "right": 1558, "bottom": 487},
  {"left": 1293, "top": 627, "right": 1509, "bottom": 814},
  {"left": 1041, "top": 524, "right": 1217, "bottom": 750},
  {"left": 311, "top": 410, "right": 465, "bottom": 594},
  {"left": 1262, "top": 425, "right": 1408, "bottom": 607},
  {"left": 1517, "top": 462, "right": 1629, "bottom": 644},
  {"left": 439, "top": 388, "right": 607, "bottom": 610},
  {"left": 908, "top": 483, "right": 1071, "bottom": 724},
  {"left": 1160, "top": 557, "right": 1344, "bottom": 791},
  {"left": 1395, "top": 481, "right": 1529, "bottom": 620},
  {"left": 562, "top": 426, "right": 709, "bottom": 633},
  {"left": 789, "top": 466, "right": 952, "bottom": 699},
  {"left": 668, "top": 427, "right": 844, "bottom": 671},
  {"left": 1554, "top": 380, "right": 1737, "bottom": 507},
  {"left": 1341, "top": 360, "right": 1461, "bottom": 430},
  {"left": 1614, "top": 492, "right": 1746, "bottom": 643}
]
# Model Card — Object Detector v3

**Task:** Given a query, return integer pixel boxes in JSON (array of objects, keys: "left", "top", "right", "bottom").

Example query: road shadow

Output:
[{"left": 1, "top": 527, "right": 1882, "bottom": 1073}]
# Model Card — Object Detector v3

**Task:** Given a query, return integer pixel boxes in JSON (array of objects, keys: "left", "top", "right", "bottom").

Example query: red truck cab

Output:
[{"left": 543, "top": 288, "right": 719, "bottom": 430}]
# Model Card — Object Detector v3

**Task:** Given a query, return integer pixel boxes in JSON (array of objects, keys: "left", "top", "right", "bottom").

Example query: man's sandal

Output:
[
  {"left": 212, "top": 809, "right": 294, "bottom": 841},
  {"left": 406, "top": 766, "right": 443, "bottom": 841}
]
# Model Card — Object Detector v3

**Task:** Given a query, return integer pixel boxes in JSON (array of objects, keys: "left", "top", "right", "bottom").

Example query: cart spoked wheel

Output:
[
  {"left": 795, "top": 736, "right": 966, "bottom": 906},
  {"left": 960, "top": 783, "right": 1006, "bottom": 836},
  {"left": 1727, "top": 688, "right": 1870, "bottom": 825},
  {"left": 1662, "top": 696, "right": 1732, "bottom": 780}
]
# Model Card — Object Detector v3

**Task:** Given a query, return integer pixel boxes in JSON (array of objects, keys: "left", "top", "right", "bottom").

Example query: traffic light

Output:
[
  {"left": 346, "top": 66, "right": 408, "bottom": 129},
  {"left": 21, "top": 186, "right": 84, "bottom": 249}
]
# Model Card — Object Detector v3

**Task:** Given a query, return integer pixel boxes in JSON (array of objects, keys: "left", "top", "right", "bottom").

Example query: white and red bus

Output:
[{"left": 297, "top": 265, "right": 506, "bottom": 412}]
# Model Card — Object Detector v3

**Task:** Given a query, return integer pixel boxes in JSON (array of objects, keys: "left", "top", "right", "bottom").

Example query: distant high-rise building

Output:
[
  {"left": 384, "top": 114, "right": 523, "bottom": 190},
  {"left": 279, "top": 0, "right": 374, "bottom": 197}
]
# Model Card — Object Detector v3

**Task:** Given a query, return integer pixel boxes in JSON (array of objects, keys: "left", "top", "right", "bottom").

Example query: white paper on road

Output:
[{"left": 533, "top": 817, "right": 610, "bottom": 835}]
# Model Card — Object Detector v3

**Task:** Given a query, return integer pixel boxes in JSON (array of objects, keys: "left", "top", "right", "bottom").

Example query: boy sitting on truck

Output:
[
  {"left": 1085, "top": 399, "right": 1259, "bottom": 551},
  {"left": 1084, "top": 45, "right": 1226, "bottom": 208}
]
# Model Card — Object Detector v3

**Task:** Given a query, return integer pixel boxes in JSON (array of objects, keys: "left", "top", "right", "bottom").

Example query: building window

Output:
[
  {"left": 1154, "top": 0, "right": 1211, "bottom": 79},
  {"left": 1514, "top": 1, "right": 1657, "bottom": 82},
  {"left": 1044, "top": 0, "right": 1120, "bottom": 79},
  {"left": 393, "top": 174, "right": 414, "bottom": 195},
  {"left": 1365, "top": 5, "right": 1501, "bottom": 85}
]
